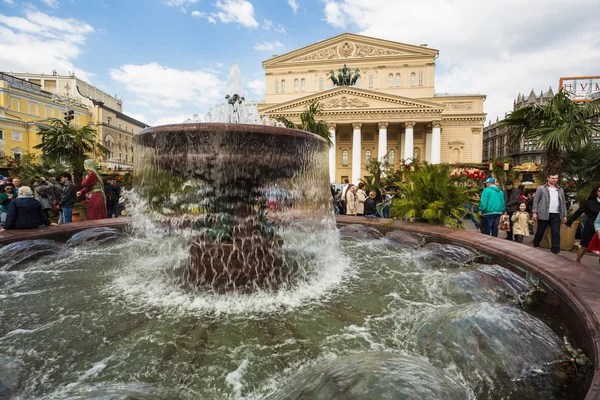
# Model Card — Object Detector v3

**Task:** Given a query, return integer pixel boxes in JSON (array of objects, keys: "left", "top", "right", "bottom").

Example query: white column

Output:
[
  {"left": 378, "top": 122, "right": 388, "bottom": 163},
  {"left": 328, "top": 122, "right": 337, "bottom": 183},
  {"left": 352, "top": 122, "right": 362, "bottom": 185},
  {"left": 431, "top": 120, "right": 441, "bottom": 164},
  {"left": 403, "top": 121, "right": 415, "bottom": 163},
  {"left": 425, "top": 132, "right": 432, "bottom": 162}
]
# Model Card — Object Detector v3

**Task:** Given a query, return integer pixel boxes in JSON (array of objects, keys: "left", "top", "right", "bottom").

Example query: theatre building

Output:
[{"left": 258, "top": 33, "right": 486, "bottom": 184}]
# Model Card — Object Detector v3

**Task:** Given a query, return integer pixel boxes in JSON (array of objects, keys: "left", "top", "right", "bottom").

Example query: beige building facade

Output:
[{"left": 258, "top": 33, "right": 486, "bottom": 184}]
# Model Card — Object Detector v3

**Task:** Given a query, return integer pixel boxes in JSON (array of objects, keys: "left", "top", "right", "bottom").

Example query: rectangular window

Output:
[
  {"left": 11, "top": 132, "right": 22, "bottom": 142},
  {"left": 14, "top": 153, "right": 21, "bottom": 163},
  {"left": 0, "top": 130, "right": 3, "bottom": 140}
]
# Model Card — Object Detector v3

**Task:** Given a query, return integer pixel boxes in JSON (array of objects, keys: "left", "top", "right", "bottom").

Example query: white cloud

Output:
[
  {"left": 125, "top": 112, "right": 147, "bottom": 124},
  {"left": 0, "top": 10, "right": 95, "bottom": 81},
  {"left": 322, "top": 0, "right": 600, "bottom": 121},
  {"left": 262, "top": 19, "right": 286, "bottom": 33},
  {"left": 153, "top": 114, "right": 195, "bottom": 126},
  {"left": 164, "top": 0, "right": 198, "bottom": 7},
  {"left": 253, "top": 40, "right": 284, "bottom": 51},
  {"left": 246, "top": 78, "right": 265, "bottom": 96},
  {"left": 191, "top": 11, "right": 205, "bottom": 17},
  {"left": 288, "top": 0, "right": 299, "bottom": 13},
  {"left": 109, "top": 62, "right": 225, "bottom": 111},
  {"left": 41, "top": 0, "right": 59, "bottom": 8},
  {"left": 2, "top": 0, "right": 15, "bottom": 4},
  {"left": 212, "top": 0, "right": 258, "bottom": 28}
]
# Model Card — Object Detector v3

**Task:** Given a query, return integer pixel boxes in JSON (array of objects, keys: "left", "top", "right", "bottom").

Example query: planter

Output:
[
  {"left": 72, "top": 208, "right": 87, "bottom": 222},
  {"left": 534, "top": 220, "right": 580, "bottom": 251}
]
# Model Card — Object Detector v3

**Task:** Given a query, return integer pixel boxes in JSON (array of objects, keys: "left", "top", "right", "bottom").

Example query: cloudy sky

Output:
[{"left": 1, "top": 0, "right": 598, "bottom": 126}]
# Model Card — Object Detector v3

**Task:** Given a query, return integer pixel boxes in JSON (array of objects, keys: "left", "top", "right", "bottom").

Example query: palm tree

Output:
[
  {"left": 277, "top": 102, "right": 332, "bottom": 146},
  {"left": 501, "top": 90, "right": 600, "bottom": 175},
  {"left": 34, "top": 118, "right": 110, "bottom": 187}
]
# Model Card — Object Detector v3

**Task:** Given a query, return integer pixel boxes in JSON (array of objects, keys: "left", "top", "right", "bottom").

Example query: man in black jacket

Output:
[
  {"left": 364, "top": 191, "right": 378, "bottom": 218},
  {"left": 59, "top": 173, "right": 77, "bottom": 223},
  {"left": 504, "top": 180, "right": 521, "bottom": 241}
]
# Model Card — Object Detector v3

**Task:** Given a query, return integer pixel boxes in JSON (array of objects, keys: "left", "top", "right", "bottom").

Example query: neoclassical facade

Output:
[{"left": 258, "top": 33, "right": 486, "bottom": 184}]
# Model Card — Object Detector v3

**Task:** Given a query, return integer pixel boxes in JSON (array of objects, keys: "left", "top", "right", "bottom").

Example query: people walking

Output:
[
  {"left": 511, "top": 202, "right": 533, "bottom": 243},
  {"left": 504, "top": 180, "right": 521, "bottom": 241},
  {"left": 59, "top": 173, "right": 76, "bottom": 223},
  {"left": 532, "top": 174, "right": 567, "bottom": 255},
  {"left": 566, "top": 185, "right": 600, "bottom": 263},
  {"left": 77, "top": 159, "right": 106, "bottom": 220},
  {"left": 478, "top": 177, "right": 505, "bottom": 237}
]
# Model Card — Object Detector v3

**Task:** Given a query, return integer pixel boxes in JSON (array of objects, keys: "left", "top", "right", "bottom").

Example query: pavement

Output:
[{"left": 462, "top": 219, "right": 600, "bottom": 271}]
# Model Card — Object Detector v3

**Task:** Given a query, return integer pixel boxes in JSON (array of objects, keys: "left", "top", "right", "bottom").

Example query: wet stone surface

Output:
[
  {"left": 338, "top": 224, "right": 384, "bottom": 240},
  {"left": 66, "top": 228, "right": 121, "bottom": 248},
  {"left": 415, "top": 242, "right": 478, "bottom": 268},
  {"left": 384, "top": 230, "right": 424, "bottom": 250},
  {"left": 0, "top": 240, "right": 68, "bottom": 272}
]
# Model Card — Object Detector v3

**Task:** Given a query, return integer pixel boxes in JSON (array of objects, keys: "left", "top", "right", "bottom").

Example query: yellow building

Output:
[
  {"left": 0, "top": 72, "right": 90, "bottom": 165},
  {"left": 258, "top": 33, "right": 486, "bottom": 184},
  {"left": 3, "top": 72, "right": 149, "bottom": 172}
]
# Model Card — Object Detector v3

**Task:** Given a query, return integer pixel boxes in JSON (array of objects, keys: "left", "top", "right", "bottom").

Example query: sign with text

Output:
[{"left": 559, "top": 76, "right": 600, "bottom": 102}]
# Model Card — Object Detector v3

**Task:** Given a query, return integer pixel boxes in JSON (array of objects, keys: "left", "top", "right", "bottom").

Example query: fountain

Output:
[
  {"left": 134, "top": 65, "right": 332, "bottom": 291},
  {"left": 0, "top": 64, "right": 597, "bottom": 399}
]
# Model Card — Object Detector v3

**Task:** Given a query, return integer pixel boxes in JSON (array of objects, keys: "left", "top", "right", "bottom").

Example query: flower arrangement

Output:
[{"left": 74, "top": 198, "right": 88, "bottom": 209}]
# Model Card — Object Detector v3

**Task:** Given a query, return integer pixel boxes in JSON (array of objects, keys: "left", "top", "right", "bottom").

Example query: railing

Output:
[{"left": 0, "top": 72, "right": 53, "bottom": 98}]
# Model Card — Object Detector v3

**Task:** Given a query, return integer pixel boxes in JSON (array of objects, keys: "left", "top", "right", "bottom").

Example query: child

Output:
[{"left": 511, "top": 202, "right": 533, "bottom": 243}]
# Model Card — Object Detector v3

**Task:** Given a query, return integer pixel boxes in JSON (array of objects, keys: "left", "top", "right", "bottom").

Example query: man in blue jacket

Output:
[
  {"left": 479, "top": 177, "right": 505, "bottom": 237},
  {"left": 3, "top": 186, "right": 55, "bottom": 230}
]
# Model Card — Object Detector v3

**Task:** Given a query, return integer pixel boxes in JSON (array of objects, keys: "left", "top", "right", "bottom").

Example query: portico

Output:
[{"left": 258, "top": 33, "right": 486, "bottom": 184}]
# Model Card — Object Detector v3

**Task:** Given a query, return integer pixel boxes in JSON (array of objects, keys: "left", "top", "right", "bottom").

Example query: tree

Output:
[
  {"left": 11, "top": 153, "right": 67, "bottom": 186},
  {"left": 562, "top": 142, "right": 600, "bottom": 202},
  {"left": 501, "top": 90, "right": 600, "bottom": 175},
  {"left": 34, "top": 118, "right": 110, "bottom": 188},
  {"left": 277, "top": 102, "right": 332, "bottom": 146},
  {"left": 391, "top": 164, "right": 477, "bottom": 228}
]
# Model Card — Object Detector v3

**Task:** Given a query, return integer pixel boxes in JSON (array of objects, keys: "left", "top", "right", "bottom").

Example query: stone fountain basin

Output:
[
  {"left": 134, "top": 123, "right": 327, "bottom": 183},
  {"left": 336, "top": 215, "right": 600, "bottom": 400},
  {"left": 2, "top": 217, "right": 600, "bottom": 398}
]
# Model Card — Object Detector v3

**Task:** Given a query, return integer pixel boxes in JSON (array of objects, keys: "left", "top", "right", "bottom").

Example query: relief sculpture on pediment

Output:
[
  {"left": 321, "top": 96, "right": 370, "bottom": 109},
  {"left": 355, "top": 44, "right": 405, "bottom": 57},
  {"left": 290, "top": 45, "right": 339, "bottom": 62}
]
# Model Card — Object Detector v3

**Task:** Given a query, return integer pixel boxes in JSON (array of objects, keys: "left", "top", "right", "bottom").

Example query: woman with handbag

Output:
[{"left": 566, "top": 185, "right": 600, "bottom": 263}]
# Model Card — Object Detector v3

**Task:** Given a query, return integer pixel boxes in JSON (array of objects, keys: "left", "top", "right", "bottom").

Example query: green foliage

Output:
[
  {"left": 11, "top": 153, "right": 67, "bottom": 186},
  {"left": 485, "top": 158, "right": 518, "bottom": 188},
  {"left": 390, "top": 164, "right": 478, "bottom": 228},
  {"left": 34, "top": 118, "right": 110, "bottom": 187},
  {"left": 501, "top": 90, "right": 600, "bottom": 175},
  {"left": 276, "top": 102, "right": 332, "bottom": 146},
  {"left": 360, "top": 152, "right": 392, "bottom": 194},
  {"left": 562, "top": 143, "right": 600, "bottom": 203}
]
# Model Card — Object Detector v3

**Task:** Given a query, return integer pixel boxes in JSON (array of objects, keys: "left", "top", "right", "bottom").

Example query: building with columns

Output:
[{"left": 258, "top": 33, "right": 486, "bottom": 184}]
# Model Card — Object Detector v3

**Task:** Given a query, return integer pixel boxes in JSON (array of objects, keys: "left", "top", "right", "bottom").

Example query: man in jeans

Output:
[
  {"left": 532, "top": 174, "right": 567, "bottom": 255},
  {"left": 59, "top": 172, "right": 77, "bottom": 223}
]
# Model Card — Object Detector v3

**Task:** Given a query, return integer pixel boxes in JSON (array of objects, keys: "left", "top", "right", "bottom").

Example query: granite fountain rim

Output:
[{"left": 136, "top": 122, "right": 329, "bottom": 144}]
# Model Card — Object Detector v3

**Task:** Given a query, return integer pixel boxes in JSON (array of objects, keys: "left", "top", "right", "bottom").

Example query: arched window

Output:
[
  {"left": 274, "top": 80, "right": 279, "bottom": 93},
  {"left": 418, "top": 72, "right": 423, "bottom": 86},
  {"left": 388, "top": 149, "right": 395, "bottom": 165},
  {"left": 281, "top": 80, "right": 286, "bottom": 93},
  {"left": 104, "top": 134, "right": 115, "bottom": 159},
  {"left": 301, "top": 78, "right": 306, "bottom": 92},
  {"left": 365, "top": 149, "right": 372, "bottom": 164},
  {"left": 388, "top": 74, "right": 393, "bottom": 87},
  {"left": 395, "top": 73, "right": 401, "bottom": 87},
  {"left": 410, "top": 72, "right": 416, "bottom": 87},
  {"left": 319, "top": 77, "right": 324, "bottom": 90},
  {"left": 294, "top": 79, "right": 299, "bottom": 92},
  {"left": 342, "top": 150, "right": 349, "bottom": 166}
]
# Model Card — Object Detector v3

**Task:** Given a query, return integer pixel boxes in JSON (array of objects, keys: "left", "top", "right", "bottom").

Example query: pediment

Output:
[
  {"left": 261, "top": 87, "right": 445, "bottom": 114},
  {"left": 263, "top": 33, "right": 439, "bottom": 66}
]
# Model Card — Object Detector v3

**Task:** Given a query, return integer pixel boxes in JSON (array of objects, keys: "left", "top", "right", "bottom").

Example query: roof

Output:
[{"left": 91, "top": 99, "right": 149, "bottom": 128}]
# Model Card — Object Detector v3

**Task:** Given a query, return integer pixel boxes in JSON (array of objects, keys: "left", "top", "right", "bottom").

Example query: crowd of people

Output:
[
  {"left": 332, "top": 180, "right": 393, "bottom": 219},
  {"left": 0, "top": 159, "right": 122, "bottom": 231}
]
